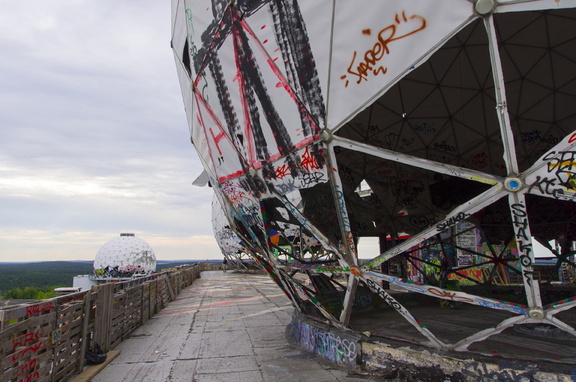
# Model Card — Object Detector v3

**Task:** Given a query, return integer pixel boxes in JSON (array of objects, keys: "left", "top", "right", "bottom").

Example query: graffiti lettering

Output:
[
  {"left": 540, "top": 134, "right": 559, "bottom": 145},
  {"left": 11, "top": 341, "right": 44, "bottom": 363},
  {"left": 17, "top": 358, "right": 37, "bottom": 377},
  {"left": 410, "top": 215, "right": 431, "bottom": 229},
  {"left": 237, "top": 203, "right": 262, "bottom": 228},
  {"left": 335, "top": 187, "right": 351, "bottom": 231},
  {"left": 272, "top": 147, "right": 325, "bottom": 185},
  {"left": 299, "top": 171, "right": 325, "bottom": 186},
  {"left": 543, "top": 150, "right": 576, "bottom": 189},
  {"left": 221, "top": 181, "right": 253, "bottom": 207},
  {"left": 475, "top": 298, "right": 526, "bottom": 314},
  {"left": 12, "top": 328, "right": 44, "bottom": 350},
  {"left": 428, "top": 287, "right": 473, "bottom": 303},
  {"left": 25, "top": 302, "right": 54, "bottom": 316},
  {"left": 400, "top": 137, "right": 415, "bottom": 149},
  {"left": 384, "top": 132, "right": 399, "bottom": 149},
  {"left": 527, "top": 176, "right": 570, "bottom": 198},
  {"left": 434, "top": 140, "right": 457, "bottom": 153},
  {"left": 523, "top": 269, "right": 534, "bottom": 286},
  {"left": 366, "top": 271, "right": 527, "bottom": 314},
  {"left": 449, "top": 169, "right": 462, "bottom": 177},
  {"left": 275, "top": 164, "right": 291, "bottom": 179},
  {"left": 341, "top": 11, "right": 426, "bottom": 86},
  {"left": 511, "top": 202, "right": 537, "bottom": 290},
  {"left": 316, "top": 266, "right": 351, "bottom": 273},
  {"left": 291, "top": 318, "right": 358, "bottom": 365},
  {"left": 398, "top": 198, "right": 417, "bottom": 209},
  {"left": 519, "top": 255, "right": 532, "bottom": 268},
  {"left": 300, "top": 146, "right": 321, "bottom": 172},
  {"left": 411, "top": 121, "right": 436, "bottom": 134},
  {"left": 366, "top": 271, "right": 427, "bottom": 293},
  {"left": 228, "top": 190, "right": 248, "bottom": 206},
  {"left": 436, "top": 212, "right": 469, "bottom": 232},
  {"left": 366, "top": 278, "right": 402, "bottom": 311},
  {"left": 18, "top": 371, "right": 40, "bottom": 382},
  {"left": 468, "top": 152, "right": 489, "bottom": 169},
  {"left": 511, "top": 203, "right": 530, "bottom": 244},
  {"left": 271, "top": 179, "right": 296, "bottom": 195},
  {"left": 521, "top": 129, "right": 542, "bottom": 144}
]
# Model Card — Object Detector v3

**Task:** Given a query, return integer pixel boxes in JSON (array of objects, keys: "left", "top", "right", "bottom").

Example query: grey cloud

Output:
[{"left": 0, "top": 1, "right": 219, "bottom": 261}]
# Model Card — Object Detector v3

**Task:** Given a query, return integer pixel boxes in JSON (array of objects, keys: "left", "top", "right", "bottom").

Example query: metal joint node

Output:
[
  {"left": 320, "top": 129, "right": 333, "bottom": 143},
  {"left": 475, "top": 0, "right": 496, "bottom": 16},
  {"left": 528, "top": 308, "right": 545, "bottom": 320},
  {"left": 504, "top": 177, "right": 523, "bottom": 192}
]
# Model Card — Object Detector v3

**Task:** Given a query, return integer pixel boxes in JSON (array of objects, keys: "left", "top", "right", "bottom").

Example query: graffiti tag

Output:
[
  {"left": 341, "top": 11, "right": 426, "bottom": 87},
  {"left": 436, "top": 212, "right": 469, "bottom": 232}
]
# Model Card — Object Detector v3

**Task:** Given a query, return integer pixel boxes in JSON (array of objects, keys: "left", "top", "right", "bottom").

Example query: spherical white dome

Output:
[{"left": 94, "top": 233, "right": 156, "bottom": 273}]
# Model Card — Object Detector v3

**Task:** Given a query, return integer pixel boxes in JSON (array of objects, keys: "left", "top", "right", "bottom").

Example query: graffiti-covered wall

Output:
[{"left": 172, "top": 0, "right": 576, "bottom": 362}]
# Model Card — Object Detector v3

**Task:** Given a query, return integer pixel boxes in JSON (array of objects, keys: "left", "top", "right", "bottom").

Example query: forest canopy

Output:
[{"left": 0, "top": 261, "right": 198, "bottom": 299}]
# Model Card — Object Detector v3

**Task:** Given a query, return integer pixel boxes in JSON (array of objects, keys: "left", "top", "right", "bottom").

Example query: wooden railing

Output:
[{"left": 0, "top": 264, "right": 201, "bottom": 382}]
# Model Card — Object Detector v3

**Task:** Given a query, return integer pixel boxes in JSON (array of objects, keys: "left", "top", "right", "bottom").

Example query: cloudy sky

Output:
[{"left": 0, "top": 1, "right": 222, "bottom": 262}]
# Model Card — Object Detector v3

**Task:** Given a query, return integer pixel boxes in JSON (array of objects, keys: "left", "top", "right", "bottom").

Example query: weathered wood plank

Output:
[{"left": 1, "top": 265, "right": 201, "bottom": 381}]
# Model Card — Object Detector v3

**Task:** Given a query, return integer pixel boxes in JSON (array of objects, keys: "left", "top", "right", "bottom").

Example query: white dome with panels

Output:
[{"left": 94, "top": 233, "right": 156, "bottom": 272}]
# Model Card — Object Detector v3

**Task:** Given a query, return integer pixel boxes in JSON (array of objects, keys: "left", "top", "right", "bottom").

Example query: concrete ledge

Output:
[
  {"left": 288, "top": 312, "right": 361, "bottom": 367},
  {"left": 288, "top": 312, "right": 575, "bottom": 381},
  {"left": 362, "top": 342, "right": 573, "bottom": 381},
  {"left": 71, "top": 350, "right": 121, "bottom": 382}
]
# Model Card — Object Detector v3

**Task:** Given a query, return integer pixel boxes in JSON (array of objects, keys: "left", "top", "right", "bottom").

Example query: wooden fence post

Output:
[
  {"left": 77, "top": 291, "right": 92, "bottom": 373},
  {"left": 166, "top": 273, "right": 176, "bottom": 301},
  {"left": 50, "top": 298, "right": 60, "bottom": 382},
  {"left": 93, "top": 284, "right": 113, "bottom": 353},
  {"left": 140, "top": 284, "right": 145, "bottom": 326}
]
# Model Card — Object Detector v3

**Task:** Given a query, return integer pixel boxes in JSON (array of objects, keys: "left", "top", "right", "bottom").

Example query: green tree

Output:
[
  {"left": 4, "top": 287, "right": 24, "bottom": 299},
  {"left": 3, "top": 286, "right": 58, "bottom": 300}
]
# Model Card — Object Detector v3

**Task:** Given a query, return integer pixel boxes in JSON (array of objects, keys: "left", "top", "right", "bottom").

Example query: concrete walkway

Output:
[{"left": 92, "top": 271, "right": 369, "bottom": 382}]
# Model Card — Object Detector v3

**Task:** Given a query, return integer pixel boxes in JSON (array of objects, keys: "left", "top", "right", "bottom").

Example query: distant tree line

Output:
[
  {"left": 0, "top": 261, "right": 198, "bottom": 299},
  {"left": 0, "top": 261, "right": 93, "bottom": 297},
  {"left": 1, "top": 286, "right": 58, "bottom": 300}
]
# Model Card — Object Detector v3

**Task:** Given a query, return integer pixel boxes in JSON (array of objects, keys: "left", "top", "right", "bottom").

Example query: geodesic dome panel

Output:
[
  {"left": 94, "top": 233, "right": 156, "bottom": 273},
  {"left": 212, "top": 195, "right": 245, "bottom": 256},
  {"left": 172, "top": 0, "right": 576, "bottom": 361}
]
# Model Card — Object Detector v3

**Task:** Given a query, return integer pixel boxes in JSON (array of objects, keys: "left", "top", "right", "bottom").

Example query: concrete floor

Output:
[
  {"left": 350, "top": 297, "right": 576, "bottom": 363},
  {"left": 92, "top": 271, "right": 370, "bottom": 382}
]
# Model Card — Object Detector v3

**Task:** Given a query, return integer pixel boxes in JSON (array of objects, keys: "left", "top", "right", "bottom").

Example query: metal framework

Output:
[{"left": 172, "top": 0, "right": 576, "bottom": 362}]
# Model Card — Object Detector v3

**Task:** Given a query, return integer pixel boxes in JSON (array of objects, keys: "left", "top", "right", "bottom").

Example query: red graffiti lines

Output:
[
  {"left": 11, "top": 340, "right": 44, "bottom": 363},
  {"left": 25, "top": 301, "right": 54, "bottom": 316},
  {"left": 19, "top": 371, "right": 41, "bottom": 382},
  {"left": 428, "top": 287, "right": 473, "bottom": 303},
  {"left": 209, "top": 127, "right": 226, "bottom": 156},
  {"left": 341, "top": 10, "right": 427, "bottom": 87},
  {"left": 228, "top": 190, "right": 247, "bottom": 206},
  {"left": 11, "top": 328, "right": 45, "bottom": 367},
  {"left": 276, "top": 164, "right": 291, "bottom": 179},
  {"left": 11, "top": 328, "right": 44, "bottom": 351},
  {"left": 17, "top": 358, "right": 37, "bottom": 377},
  {"left": 299, "top": 146, "right": 321, "bottom": 172}
]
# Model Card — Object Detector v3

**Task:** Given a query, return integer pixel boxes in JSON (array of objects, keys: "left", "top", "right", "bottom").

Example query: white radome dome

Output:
[{"left": 94, "top": 233, "right": 156, "bottom": 273}]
